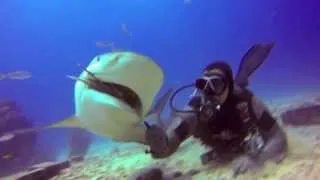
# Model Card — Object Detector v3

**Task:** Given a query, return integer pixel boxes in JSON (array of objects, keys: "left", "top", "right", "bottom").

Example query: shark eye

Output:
[{"left": 96, "top": 56, "right": 100, "bottom": 62}]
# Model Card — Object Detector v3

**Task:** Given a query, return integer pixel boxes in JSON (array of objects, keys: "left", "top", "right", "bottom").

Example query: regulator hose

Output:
[{"left": 169, "top": 83, "right": 198, "bottom": 114}]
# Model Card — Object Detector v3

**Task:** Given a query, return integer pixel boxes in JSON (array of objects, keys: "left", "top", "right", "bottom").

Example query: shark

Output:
[{"left": 0, "top": 51, "right": 172, "bottom": 144}]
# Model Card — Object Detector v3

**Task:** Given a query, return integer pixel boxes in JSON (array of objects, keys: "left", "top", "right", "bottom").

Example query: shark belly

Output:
[{"left": 75, "top": 86, "right": 141, "bottom": 138}]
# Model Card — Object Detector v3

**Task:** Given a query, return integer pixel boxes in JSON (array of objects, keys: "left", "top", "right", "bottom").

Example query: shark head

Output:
[
  {"left": 72, "top": 52, "right": 164, "bottom": 137},
  {"left": 0, "top": 52, "right": 166, "bottom": 144}
]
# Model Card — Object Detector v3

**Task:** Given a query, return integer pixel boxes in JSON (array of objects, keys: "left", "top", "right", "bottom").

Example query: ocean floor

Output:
[
  {"left": 4, "top": 94, "right": 320, "bottom": 180},
  {"left": 7, "top": 126, "right": 319, "bottom": 180},
  {"left": 70, "top": 127, "right": 320, "bottom": 180}
]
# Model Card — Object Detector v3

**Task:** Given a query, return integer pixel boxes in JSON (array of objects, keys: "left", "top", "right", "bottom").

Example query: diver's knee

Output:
[
  {"left": 269, "top": 123, "right": 288, "bottom": 146},
  {"left": 254, "top": 125, "right": 287, "bottom": 162},
  {"left": 274, "top": 125, "right": 288, "bottom": 151},
  {"left": 271, "top": 130, "right": 288, "bottom": 153},
  {"left": 272, "top": 130, "right": 288, "bottom": 163}
]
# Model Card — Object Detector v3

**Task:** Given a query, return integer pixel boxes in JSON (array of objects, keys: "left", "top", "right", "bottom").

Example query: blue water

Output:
[{"left": 0, "top": 0, "right": 319, "bottom": 172}]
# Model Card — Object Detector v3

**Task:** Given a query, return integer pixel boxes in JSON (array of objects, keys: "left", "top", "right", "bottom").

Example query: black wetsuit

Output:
[
  {"left": 146, "top": 53, "right": 287, "bottom": 174},
  {"left": 149, "top": 87, "right": 288, "bottom": 166}
]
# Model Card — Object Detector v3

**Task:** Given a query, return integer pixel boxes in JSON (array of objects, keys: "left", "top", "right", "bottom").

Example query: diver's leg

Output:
[
  {"left": 232, "top": 124, "right": 288, "bottom": 176},
  {"left": 256, "top": 123, "right": 288, "bottom": 163}
]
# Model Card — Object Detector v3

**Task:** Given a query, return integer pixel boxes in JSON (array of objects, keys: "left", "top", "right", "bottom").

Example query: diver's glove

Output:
[{"left": 144, "top": 123, "right": 170, "bottom": 159}]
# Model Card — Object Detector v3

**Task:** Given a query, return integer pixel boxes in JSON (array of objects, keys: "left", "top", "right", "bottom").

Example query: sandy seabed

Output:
[
  {"left": 4, "top": 93, "right": 320, "bottom": 180},
  {"left": 48, "top": 125, "right": 320, "bottom": 180}
]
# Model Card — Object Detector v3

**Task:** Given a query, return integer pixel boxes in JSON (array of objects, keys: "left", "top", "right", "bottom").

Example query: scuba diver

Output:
[{"left": 144, "top": 43, "right": 288, "bottom": 176}]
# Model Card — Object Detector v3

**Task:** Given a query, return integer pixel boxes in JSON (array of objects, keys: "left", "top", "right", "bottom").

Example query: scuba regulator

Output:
[
  {"left": 169, "top": 83, "right": 221, "bottom": 123},
  {"left": 169, "top": 69, "right": 228, "bottom": 122}
]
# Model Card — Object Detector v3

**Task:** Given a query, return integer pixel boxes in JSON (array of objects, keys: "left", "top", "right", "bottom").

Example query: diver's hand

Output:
[{"left": 144, "top": 123, "right": 169, "bottom": 159}]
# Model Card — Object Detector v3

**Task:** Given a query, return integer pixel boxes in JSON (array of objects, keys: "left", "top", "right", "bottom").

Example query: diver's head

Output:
[{"left": 195, "top": 61, "right": 234, "bottom": 105}]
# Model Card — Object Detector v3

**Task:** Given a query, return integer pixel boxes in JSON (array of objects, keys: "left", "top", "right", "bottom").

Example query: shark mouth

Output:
[{"left": 68, "top": 65, "right": 143, "bottom": 115}]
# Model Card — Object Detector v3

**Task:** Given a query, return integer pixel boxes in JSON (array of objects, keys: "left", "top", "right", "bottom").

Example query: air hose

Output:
[{"left": 169, "top": 83, "right": 198, "bottom": 114}]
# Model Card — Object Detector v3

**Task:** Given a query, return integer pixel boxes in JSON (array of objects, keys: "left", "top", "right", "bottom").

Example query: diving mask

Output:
[
  {"left": 195, "top": 74, "right": 226, "bottom": 95},
  {"left": 169, "top": 82, "right": 221, "bottom": 118}
]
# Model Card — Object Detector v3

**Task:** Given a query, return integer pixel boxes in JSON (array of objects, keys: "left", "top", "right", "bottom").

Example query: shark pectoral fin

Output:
[
  {"left": 145, "top": 88, "right": 174, "bottom": 118},
  {"left": 48, "top": 115, "right": 82, "bottom": 128},
  {"left": 143, "top": 88, "right": 173, "bottom": 129},
  {"left": 143, "top": 88, "right": 174, "bottom": 128}
]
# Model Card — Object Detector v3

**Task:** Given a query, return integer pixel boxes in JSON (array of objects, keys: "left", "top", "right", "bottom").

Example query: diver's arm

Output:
[
  {"left": 162, "top": 106, "right": 198, "bottom": 156},
  {"left": 146, "top": 98, "right": 199, "bottom": 159},
  {"left": 249, "top": 96, "right": 288, "bottom": 163}
]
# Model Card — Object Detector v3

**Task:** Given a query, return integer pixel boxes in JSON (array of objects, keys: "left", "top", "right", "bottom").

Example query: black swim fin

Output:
[{"left": 234, "top": 43, "right": 275, "bottom": 88}]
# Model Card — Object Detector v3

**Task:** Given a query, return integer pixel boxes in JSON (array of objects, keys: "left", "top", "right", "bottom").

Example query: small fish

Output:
[
  {"left": 0, "top": 128, "right": 44, "bottom": 143},
  {"left": 95, "top": 41, "right": 123, "bottom": 52},
  {"left": 0, "top": 133, "right": 15, "bottom": 142},
  {"left": 1, "top": 152, "right": 15, "bottom": 160},
  {"left": 5, "top": 70, "right": 32, "bottom": 80},
  {"left": 121, "top": 23, "right": 133, "bottom": 37},
  {"left": 96, "top": 41, "right": 115, "bottom": 48}
]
